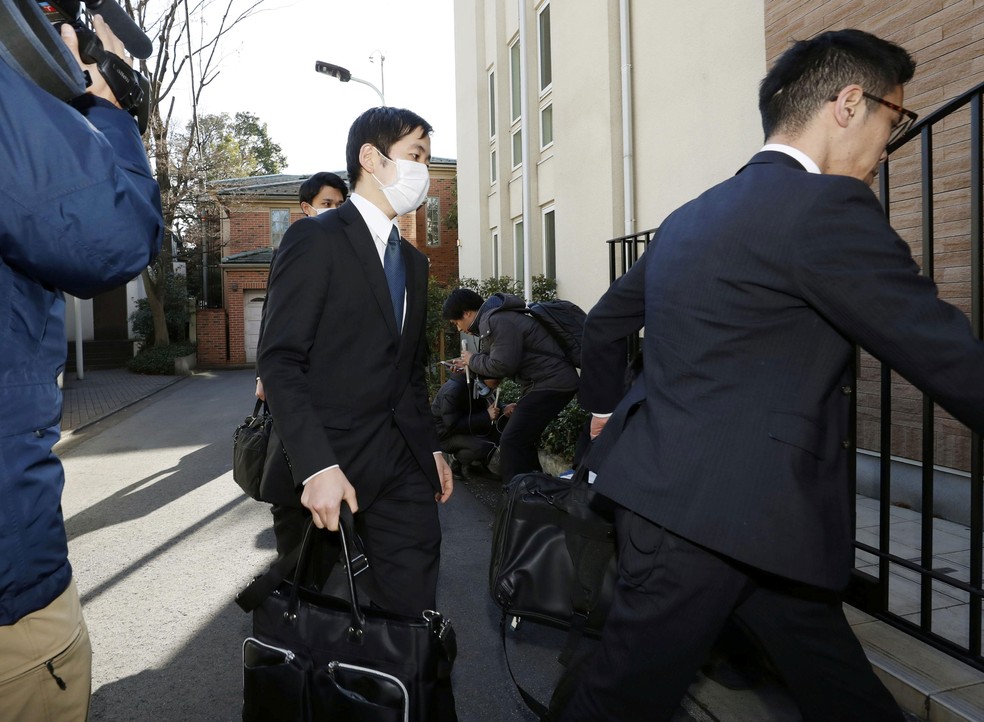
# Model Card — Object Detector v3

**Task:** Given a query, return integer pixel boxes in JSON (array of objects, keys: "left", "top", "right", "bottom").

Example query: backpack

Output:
[{"left": 526, "top": 299, "right": 587, "bottom": 368}]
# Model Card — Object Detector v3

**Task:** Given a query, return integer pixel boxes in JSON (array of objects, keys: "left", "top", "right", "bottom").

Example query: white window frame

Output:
[
  {"left": 539, "top": 102, "right": 553, "bottom": 150},
  {"left": 513, "top": 219, "right": 525, "bottom": 280},
  {"left": 542, "top": 205, "right": 556, "bottom": 280},
  {"left": 509, "top": 37, "right": 521, "bottom": 123},
  {"left": 490, "top": 147, "right": 498, "bottom": 184},
  {"left": 270, "top": 208, "right": 290, "bottom": 248},
  {"left": 425, "top": 196, "right": 441, "bottom": 246},
  {"left": 491, "top": 229, "right": 500, "bottom": 278},
  {"left": 537, "top": 2, "right": 552, "bottom": 95},
  {"left": 488, "top": 67, "right": 497, "bottom": 139},
  {"left": 511, "top": 128, "right": 523, "bottom": 170}
]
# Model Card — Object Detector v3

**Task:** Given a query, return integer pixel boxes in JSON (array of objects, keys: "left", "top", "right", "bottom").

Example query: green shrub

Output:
[
  {"left": 540, "top": 398, "right": 590, "bottom": 461},
  {"left": 127, "top": 342, "right": 196, "bottom": 375},
  {"left": 130, "top": 274, "right": 189, "bottom": 345}
]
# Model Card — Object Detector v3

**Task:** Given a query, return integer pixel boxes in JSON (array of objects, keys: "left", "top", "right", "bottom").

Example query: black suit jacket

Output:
[
  {"left": 580, "top": 151, "right": 984, "bottom": 590},
  {"left": 257, "top": 199, "right": 439, "bottom": 508}
]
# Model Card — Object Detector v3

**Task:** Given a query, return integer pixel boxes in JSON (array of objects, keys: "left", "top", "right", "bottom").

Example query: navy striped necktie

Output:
[{"left": 383, "top": 226, "right": 405, "bottom": 331}]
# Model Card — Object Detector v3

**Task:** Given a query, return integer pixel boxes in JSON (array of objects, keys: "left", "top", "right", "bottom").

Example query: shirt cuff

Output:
[
  {"left": 301, "top": 464, "right": 340, "bottom": 486},
  {"left": 592, "top": 412, "right": 613, "bottom": 419}
]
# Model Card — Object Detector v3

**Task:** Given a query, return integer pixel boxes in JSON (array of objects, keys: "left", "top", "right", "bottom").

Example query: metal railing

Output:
[{"left": 848, "top": 82, "right": 984, "bottom": 670}]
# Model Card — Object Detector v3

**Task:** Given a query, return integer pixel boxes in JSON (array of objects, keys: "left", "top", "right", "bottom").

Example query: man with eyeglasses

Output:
[{"left": 561, "top": 29, "right": 984, "bottom": 722}]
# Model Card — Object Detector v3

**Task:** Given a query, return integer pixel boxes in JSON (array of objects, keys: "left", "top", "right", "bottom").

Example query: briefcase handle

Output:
[{"left": 287, "top": 503, "right": 367, "bottom": 641}]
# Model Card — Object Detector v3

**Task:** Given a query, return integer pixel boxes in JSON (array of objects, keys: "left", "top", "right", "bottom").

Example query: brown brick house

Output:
[{"left": 197, "top": 160, "right": 458, "bottom": 367}]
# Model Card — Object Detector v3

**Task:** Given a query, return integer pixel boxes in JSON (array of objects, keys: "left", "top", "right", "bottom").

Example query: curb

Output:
[{"left": 56, "top": 375, "right": 186, "bottom": 448}]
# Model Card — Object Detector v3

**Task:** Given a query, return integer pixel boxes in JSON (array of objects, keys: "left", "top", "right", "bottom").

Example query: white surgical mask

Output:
[
  {"left": 314, "top": 207, "right": 331, "bottom": 216},
  {"left": 371, "top": 147, "right": 430, "bottom": 216}
]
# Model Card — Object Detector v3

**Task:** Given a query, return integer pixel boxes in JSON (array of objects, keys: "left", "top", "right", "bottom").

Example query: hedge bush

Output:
[{"left": 127, "top": 342, "right": 196, "bottom": 375}]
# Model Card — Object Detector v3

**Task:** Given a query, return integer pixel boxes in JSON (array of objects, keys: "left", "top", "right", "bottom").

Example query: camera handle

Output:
[{"left": 74, "top": 24, "right": 148, "bottom": 132}]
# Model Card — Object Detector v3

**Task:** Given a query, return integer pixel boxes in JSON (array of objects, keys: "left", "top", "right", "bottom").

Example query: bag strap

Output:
[
  {"left": 235, "top": 534, "right": 304, "bottom": 612},
  {"left": 499, "top": 612, "right": 549, "bottom": 719}
]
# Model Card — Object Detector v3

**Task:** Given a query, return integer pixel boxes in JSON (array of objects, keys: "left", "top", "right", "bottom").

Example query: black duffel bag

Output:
[
  {"left": 490, "top": 466, "right": 617, "bottom": 633},
  {"left": 236, "top": 506, "right": 456, "bottom": 722},
  {"left": 489, "top": 466, "right": 617, "bottom": 717}
]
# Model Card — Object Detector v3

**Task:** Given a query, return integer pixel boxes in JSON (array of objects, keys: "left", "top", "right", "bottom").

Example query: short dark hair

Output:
[
  {"left": 759, "top": 29, "right": 915, "bottom": 140},
  {"left": 442, "top": 288, "right": 484, "bottom": 321},
  {"left": 298, "top": 172, "right": 348, "bottom": 206},
  {"left": 345, "top": 107, "right": 434, "bottom": 187}
]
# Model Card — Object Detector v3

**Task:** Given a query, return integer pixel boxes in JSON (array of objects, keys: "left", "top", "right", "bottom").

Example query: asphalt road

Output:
[{"left": 58, "top": 368, "right": 594, "bottom": 721}]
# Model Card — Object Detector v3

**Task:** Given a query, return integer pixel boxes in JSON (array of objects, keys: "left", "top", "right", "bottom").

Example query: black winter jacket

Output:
[{"left": 466, "top": 293, "right": 579, "bottom": 395}]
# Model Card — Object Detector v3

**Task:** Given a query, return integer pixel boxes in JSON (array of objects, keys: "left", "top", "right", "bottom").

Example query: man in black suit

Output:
[
  {"left": 562, "top": 30, "right": 984, "bottom": 722},
  {"left": 257, "top": 107, "right": 453, "bottom": 621}
]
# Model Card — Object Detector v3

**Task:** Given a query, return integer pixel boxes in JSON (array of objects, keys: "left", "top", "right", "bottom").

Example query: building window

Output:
[
  {"left": 540, "top": 103, "right": 553, "bottom": 148},
  {"left": 270, "top": 208, "right": 290, "bottom": 247},
  {"left": 512, "top": 128, "right": 523, "bottom": 169},
  {"left": 425, "top": 196, "right": 441, "bottom": 246},
  {"left": 488, "top": 69, "right": 496, "bottom": 139},
  {"left": 491, "top": 229, "right": 500, "bottom": 278},
  {"left": 543, "top": 207, "right": 556, "bottom": 279},
  {"left": 510, "top": 39, "right": 521, "bottom": 123},
  {"left": 538, "top": 4, "right": 552, "bottom": 93},
  {"left": 490, "top": 148, "right": 497, "bottom": 184},
  {"left": 514, "top": 219, "right": 524, "bottom": 280}
]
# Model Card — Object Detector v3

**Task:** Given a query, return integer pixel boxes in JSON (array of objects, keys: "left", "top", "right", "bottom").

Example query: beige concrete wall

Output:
[{"left": 454, "top": 0, "right": 767, "bottom": 311}]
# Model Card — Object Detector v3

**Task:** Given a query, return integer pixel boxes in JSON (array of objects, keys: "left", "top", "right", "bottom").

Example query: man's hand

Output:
[
  {"left": 300, "top": 467, "right": 359, "bottom": 531},
  {"left": 60, "top": 16, "right": 129, "bottom": 108},
  {"left": 434, "top": 453, "right": 454, "bottom": 503},
  {"left": 503, "top": 403, "right": 517, "bottom": 417},
  {"left": 590, "top": 414, "right": 609, "bottom": 439},
  {"left": 487, "top": 404, "right": 500, "bottom": 420},
  {"left": 461, "top": 349, "right": 473, "bottom": 365},
  {"left": 254, "top": 378, "right": 266, "bottom": 401}
]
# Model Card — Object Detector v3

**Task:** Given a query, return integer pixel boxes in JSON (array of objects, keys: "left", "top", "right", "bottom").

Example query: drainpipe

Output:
[
  {"left": 620, "top": 0, "right": 636, "bottom": 237},
  {"left": 518, "top": 0, "right": 533, "bottom": 302}
]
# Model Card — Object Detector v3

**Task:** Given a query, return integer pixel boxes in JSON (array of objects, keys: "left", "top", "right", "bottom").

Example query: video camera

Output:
[{"left": 0, "top": 0, "right": 151, "bottom": 132}]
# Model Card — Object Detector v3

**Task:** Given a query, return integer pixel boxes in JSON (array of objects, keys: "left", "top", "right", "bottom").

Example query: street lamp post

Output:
[
  {"left": 314, "top": 60, "right": 386, "bottom": 106},
  {"left": 368, "top": 49, "right": 385, "bottom": 102}
]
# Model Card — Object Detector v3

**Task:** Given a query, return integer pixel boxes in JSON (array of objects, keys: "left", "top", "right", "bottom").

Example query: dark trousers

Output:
[
  {"left": 443, "top": 434, "right": 498, "bottom": 465},
  {"left": 560, "top": 508, "right": 905, "bottom": 722},
  {"left": 498, "top": 388, "right": 576, "bottom": 484},
  {"left": 270, "top": 443, "right": 442, "bottom": 616}
]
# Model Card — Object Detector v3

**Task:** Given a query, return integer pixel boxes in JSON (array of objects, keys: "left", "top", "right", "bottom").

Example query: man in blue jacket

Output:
[{"left": 0, "top": 17, "right": 162, "bottom": 722}]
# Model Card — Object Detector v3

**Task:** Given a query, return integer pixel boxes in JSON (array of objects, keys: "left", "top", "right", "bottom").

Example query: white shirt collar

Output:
[
  {"left": 761, "top": 143, "right": 821, "bottom": 174},
  {"left": 349, "top": 192, "right": 398, "bottom": 248}
]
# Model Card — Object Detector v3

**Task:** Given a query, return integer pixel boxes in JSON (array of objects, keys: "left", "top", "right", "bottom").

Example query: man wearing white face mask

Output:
[
  {"left": 258, "top": 107, "right": 457, "bottom": 719},
  {"left": 298, "top": 171, "right": 348, "bottom": 217}
]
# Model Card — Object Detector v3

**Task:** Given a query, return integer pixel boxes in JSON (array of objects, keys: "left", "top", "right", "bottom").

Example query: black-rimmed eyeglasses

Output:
[{"left": 861, "top": 91, "right": 918, "bottom": 145}]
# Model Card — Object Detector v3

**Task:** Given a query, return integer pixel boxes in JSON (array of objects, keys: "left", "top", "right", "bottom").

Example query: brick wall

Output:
[
  {"left": 225, "top": 204, "right": 303, "bottom": 255},
  {"left": 766, "top": 0, "right": 984, "bottom": 471},
  {"left": 225, "top": 270, "right": 269, "bottom": 365},
  {"left": 196, "top": 308, "right": 228, "bottom": 367},
  {"left": 394, "top": 173, "right": 460, "bottom": 286}
]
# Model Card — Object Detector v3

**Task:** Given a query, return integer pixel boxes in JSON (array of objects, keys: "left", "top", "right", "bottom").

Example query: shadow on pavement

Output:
[
  {"left": 65, "top": 445, "right": 225, "bottom": 542},
  {"left": 88, "top": 598, "right": 252, "bottom": 722}
]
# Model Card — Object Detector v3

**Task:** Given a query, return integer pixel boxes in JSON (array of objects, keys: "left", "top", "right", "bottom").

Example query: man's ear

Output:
[
  {"left": 359, "top": 143, "right": 377, "bottom": 173},
  {"left": 832, "top": 84, "right": 864, "bottom": 129}
]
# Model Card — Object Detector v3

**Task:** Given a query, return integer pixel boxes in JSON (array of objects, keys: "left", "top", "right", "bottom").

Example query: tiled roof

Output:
[
  {"left": 221, "top": 248, "right": 275, "bottom": 265},
  {"left": 212, "top": 158, "right": 456, "bottom": 198}
]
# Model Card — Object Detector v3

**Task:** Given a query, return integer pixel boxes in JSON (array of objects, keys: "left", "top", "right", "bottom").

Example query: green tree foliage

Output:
[{"left": 190, "top": 111, "right": 286, "bottom": 179}]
